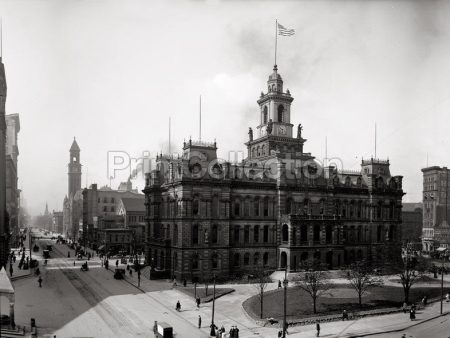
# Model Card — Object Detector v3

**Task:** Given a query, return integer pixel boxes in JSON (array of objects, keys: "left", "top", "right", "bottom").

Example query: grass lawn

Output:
[
  {"left": 178, "top": 286, "right": 235, "bottom": 303},
  {"left": 243, "top": 284, "right": 444, "bottom": 321}
]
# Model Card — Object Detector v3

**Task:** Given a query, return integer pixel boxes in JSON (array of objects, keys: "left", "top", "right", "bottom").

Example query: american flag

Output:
[{"left": 278, "top": 23, "right": 295, "bottom": 36}]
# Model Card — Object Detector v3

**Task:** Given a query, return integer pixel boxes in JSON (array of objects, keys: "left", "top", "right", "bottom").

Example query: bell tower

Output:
[
  {"left": 256, "top": 65, "right": 294, "bottom": 138},
  {"left": 68, "top": 138, "right": 82, "bottom": 197}
]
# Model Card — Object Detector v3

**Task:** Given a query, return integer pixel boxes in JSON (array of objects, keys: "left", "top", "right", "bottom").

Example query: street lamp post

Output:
[
  {"left": 282, "top": 268, "right": 288, "bottom": 338},
  {"left": 441, "top": 258, "right": 445, "bottom": 315},
  {"left": 209, "top": 275, "right": 216, "bottom": 337}
]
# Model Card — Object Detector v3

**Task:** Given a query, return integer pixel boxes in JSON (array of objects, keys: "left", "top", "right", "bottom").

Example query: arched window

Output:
[
  {"left": 326, "top": 224, "right": 332, "bottom": 244},
  {"left": 282, "top": 224, "right": 289, "bottom": 242},
  {"left": 345, "top": 176, "right": 351, "bottom": 186},
  {"left": 263, "top": 106, "right": 268, "bottom": 124},
  {"left": 261, "top": 144, "right": 266, "bottom": 156},
  {"left": 286, "top": 198, "right": 292, "bottom": 214},
  {"left": 212, "top": 224, "right": 218, "bottom": 244},
  {"left": 253, "top": 252, "right": 260, "bottom": 265},
  {"left": 300, "top": 225, "right": 308, "bottom": 242},
  {"left": 234, "top": 226, "right": 240, "bottom": 243},
  {"left": 244, "top": 198, "right": 250, "bottom": 217},
  {"left": 192, "top": 224, "right": 199, "bottom": 244},
  {"left": 254, "top": 225, "right": 260, "bottom": 243},
  {"left": 233, "top": 253, "right": 240, "bottom": 267},
  {"left": 244, "top": 253, "right": 250, "bottom": 265},
  {"left": 277, "top": 105, "right": 284, "bottom": 122},
  {"left": 244, "top": 226, "right": 250, "bottom": 243},
  {"left": 263, "top": 252, "right": 269, "bottom": 266}
]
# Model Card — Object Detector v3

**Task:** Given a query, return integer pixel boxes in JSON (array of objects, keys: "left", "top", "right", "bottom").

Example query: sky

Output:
[{"left": 1, "top": 0, "right": 450, "bottom": 215}]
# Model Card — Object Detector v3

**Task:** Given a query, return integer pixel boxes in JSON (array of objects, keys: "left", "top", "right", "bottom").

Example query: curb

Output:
[
  {"left": 11, "top": 272, "right": 32, "bottom": 282},
  {"left": 347, "top": 311, "right": 450, "bottom": 338}
]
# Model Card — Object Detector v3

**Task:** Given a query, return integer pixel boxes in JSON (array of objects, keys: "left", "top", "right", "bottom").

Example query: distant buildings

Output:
[
  {"left": 144, "top": 65, "right": 405, "bottom": 281},
  {"left": 401, "top": 202, "right": 422, "bottom": 245},
  {"left": 5, "top": 114, "right": 20, "bottom": 246},
  {"left": 0, "top": 55, "right": 8, "bottom": 267},
  {"left": 82, "top": 181, "right": 143, "bottom": 251},
  {"left": 422, "top": 166, "right": 450, "bottom": 252},
  {"left": 52, "top": 211, "right": 63, "bottom": 234},
  {"left": 63, "top": 139, "right": 83, "bottom": 240}
]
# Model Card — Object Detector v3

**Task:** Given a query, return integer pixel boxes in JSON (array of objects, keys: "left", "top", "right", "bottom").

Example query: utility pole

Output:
[
  {"left": 441, "top": 167, "right": 448, "bottom": 315},
  {"left": 210, "top": 275, "right": 216, "bottom": 336},
  {"left": 282, "top": 267, "right": 288, "bottom": 338}
]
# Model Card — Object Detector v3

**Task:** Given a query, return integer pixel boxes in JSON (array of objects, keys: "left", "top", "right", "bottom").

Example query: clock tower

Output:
[
  {"left": 68, "top": 138, "right": 82, "bottom": 197},
  {"left": 257, "top": 65, "right": 294, "bottom": 138},
  {"left": 246, "top": 65, "right": 307, "bottom": 160}
]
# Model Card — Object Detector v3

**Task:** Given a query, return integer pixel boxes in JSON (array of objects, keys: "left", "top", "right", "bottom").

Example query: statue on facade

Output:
[
  {"left": 267, "top": 119, "right": 273, "bottom": 135},
  {"left": 204, "top": 229, "right": 209, "bottom": 243},
  {"left": 248, "top": 127, "right": 253, "bottom": 141},
  {"left": 297, "top": 124, "right": 303, "bottom": 139}
]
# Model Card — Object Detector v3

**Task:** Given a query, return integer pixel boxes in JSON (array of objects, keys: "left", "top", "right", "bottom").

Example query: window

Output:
[
  {"left": 234, "top": 226, "right": 240, "bottom": 243},
  {"left": 173, "top": 224, "right": 178, "bottom": 245},
  {"left": 111, "top": 197, "right": 115, "bottom": 203},
  {"left": 254, "top": 200, "right": 260, "bottom": 216},
  {"left": 212, "top": 224, "right": 218, "bottom": 244},
  {"left": 233, "top": 253, "right": 240, "bottom": 267},
  {"left": 263, "top": 225, "right": 269, "bottom": 243},
  {"left": 244, "top": 253, "right": 250, "bottom": 265},
  {"left": 263, "top": 106, "right": 268, "bottom": 124},
  {"left": 314, "top": 225, "right": 321, "bottom": 243},
  {"left": 111, "top": 206, "right": 115, "bottom": 212},
  {"left": 253, "top": 252, "right": 260, "bottom": 265},
  {"left": 277, "top": 105, "right": 284, "bottom": 122},
  {"left": 326, "top": 224, "right": 332, "bottom": 244},
  {"left": 282, "top": 224, "right": 289, "bottom": 242},
  {"left": 263, "top": 197, "right": 269, "bottom": 217},
  {"left": 212, "top": 253, "right": 218, "bottom": 269},
  {"left": 192, "top": 254, "right": 199, "bottom": 270},
  {"left": 98, "top": 198, "right": 100, "bottom": 203},
  {"left": 103, "top": 197, "right": 108, "bottom": 203},
  {"left": 244, "top": 226, "right": 250, "bottom": 243},
  {"left": 244, "top": 199, "right": 250, "bottom": 217},
  {"left": 103, "top": 206, "right": 107, "bottom": 212},
  {"left": 192, "top": 224, "right": 199, "bottom": 244},
  {"left": 263, "top": 252, "right": 269, "bottom": 266},
  {"left": 286, "top": 198, "right": 292, "bottom": 214},
  {"left": 377, "top": 225, "right": 383, "bottom": 242},
  {"left": 234, "top": 200, "right": 240, "bottom": 216},
  {"left": 193, "top": 199, "right": 199, "bottom": 216},
  {"left": 254, "top": 225, "right": 260, "bottom": 243}
]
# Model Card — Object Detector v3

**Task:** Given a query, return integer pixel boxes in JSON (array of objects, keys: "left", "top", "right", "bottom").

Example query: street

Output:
[{"left": 13, "top": 235, "right": 209, "bottom": 338}]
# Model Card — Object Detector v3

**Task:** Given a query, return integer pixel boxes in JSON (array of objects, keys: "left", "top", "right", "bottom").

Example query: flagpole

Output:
[{"left": 274, "top": 19, "right": 278, "bottom": 66}]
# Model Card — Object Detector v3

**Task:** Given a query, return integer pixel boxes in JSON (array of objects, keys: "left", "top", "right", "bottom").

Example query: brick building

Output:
[
  {"left": 422, "top": 166, "right": 450, "bottom": 252},
  {"left": 401, "top": 202, "right": 422, "bottom": 245},
  {"left": 144, "top": 65, "right": 405, "bottom": 281}
]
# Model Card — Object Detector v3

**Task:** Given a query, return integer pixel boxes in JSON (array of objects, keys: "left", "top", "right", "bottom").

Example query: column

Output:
[{"left": 9, "top": 301, "right": 15, "bottom": 328}]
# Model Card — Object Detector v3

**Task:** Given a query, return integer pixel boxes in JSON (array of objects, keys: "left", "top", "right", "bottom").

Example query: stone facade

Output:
[
  {"left": 401, "top": 203, "right": 422, "bottom": 245},
  {"left": 144, "top": 65, "right": 404, "bottom": 281},
  {"left": 0, "top": 57, "right": 7, "bottom": 267}
]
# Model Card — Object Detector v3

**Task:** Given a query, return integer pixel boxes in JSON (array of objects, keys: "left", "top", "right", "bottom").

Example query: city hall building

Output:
[{"left": 143, "top": 65, "right": 404, "bottom": 281}]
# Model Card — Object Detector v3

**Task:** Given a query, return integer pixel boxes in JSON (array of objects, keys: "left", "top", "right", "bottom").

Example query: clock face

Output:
[{"left": 278, "top": 126, "right": 286, "bottom": 135}]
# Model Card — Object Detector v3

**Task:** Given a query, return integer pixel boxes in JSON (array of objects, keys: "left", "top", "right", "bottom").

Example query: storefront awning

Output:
[{"left": 436, "top": 247, "right": 448, "bottom": 252}]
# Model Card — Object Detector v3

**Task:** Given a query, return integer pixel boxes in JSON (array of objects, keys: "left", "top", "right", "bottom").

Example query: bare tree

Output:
[
  {"left": 251, "top": 269, "right": 271, "bottom": 319},
  {"left": 294, "top": 260, "right": 332, "bottom": 314},
  {"left": 345, "top": 260, "right": 383, "bottom": 308},
  {"left": 396, "top": 253, "right": 427, "bottom": 304}
]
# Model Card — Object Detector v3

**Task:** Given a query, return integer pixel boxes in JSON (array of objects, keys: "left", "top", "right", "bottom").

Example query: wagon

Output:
[{"left": 153, "top": 321, "right": 173, "bottom": 338}]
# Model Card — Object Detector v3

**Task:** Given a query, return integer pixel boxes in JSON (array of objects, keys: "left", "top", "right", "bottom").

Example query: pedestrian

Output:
[
  {"left": 176, "top": 300, "right": 181, "bottom": 311},
  {"left": 68, "top": 252, "right": 70, "bottom": 258},
  {"left": 446, "top": 292, "right": 450, "bottom": 302},
  {"left": 423, "top": 295, "right": 428, "bottom": 307},
  {"left": 116, "top": 260, "right": 119, "bottom": 267},
  {"left": 129, "top": 269, "right": 132, "bottom": 276},
  {"left": 402, "top": 302, "right": 407, "bottom": 313},
  {"left": 38, "top": 276, "right": 42, "bottom": 287},
  {"left": 9, "top": 264, "right": 13, "bottom": 277},
  {"left": 183, "top": 279, "right": 187, "bottom": 287},
  {"left": 342, "top": 309, "right": 348, "bottom": 320},
  {"left": 196, "top": 297, "right": 201, "bottom": 308},
  {"left": 73, "top": 260, "right": 75, "bottom": 266},
  {"left": 409, "top": 308, "right": 415, "bottom": 321},
  {"left": 278, "top": 280, "right": 281, "bottom": 288},
  {"left": 316, "top": 320, "right": 321, "bottom": 337},
  {"left": 198, "top": 315, "right": 201, "bottom": 328}
]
